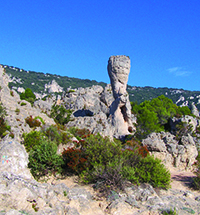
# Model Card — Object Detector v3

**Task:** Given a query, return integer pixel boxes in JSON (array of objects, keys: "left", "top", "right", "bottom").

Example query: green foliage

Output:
[
  {"left": 43, "top": 125, "right": 62, "bottom": 146},
  {"left": 78, "top": 133, "right": 170, "bottom": 193},
  {"left": 20, "top": 102, "right": 27, "bottom": 106},
  {"left": 176, "top": 106, "right": 191, "bottom": 117},
  {"left": 34, "top": 116, "right": 45, "bottom": 125},
  {"left": 0, "top": 103, "right": 11, "bottom": 138},
  {"left": 68, "top": 127, "right": 91, "bottom": 140},
  {"left": 162, "top": 207, "right": 177, "bottom": 215},
  {"left": 10, "top": 90, "right": 14, "bottom": 97},
  {"left": 131, "top": 95, "right": 191, "bottom": 139},
  {"left": 50, "top": 104, "right": 73, "bottom": 125},
  {"left": 23, "top": 130, "right": 46, "bottom": 152},
  {"left": 28, "top": 141, "right": 64, "bottom": 180},
  {"left": 15, "top": 108, "right": 20, "bottom": 114},
  {"left": 20, "top": 88, "right": 36, "bottom": 104},
  {"left": 134, "top": 155, "right": 171, "bottom": 189},
  {"left": 0, "top": 103, "right": 6, "bottom": 118}
]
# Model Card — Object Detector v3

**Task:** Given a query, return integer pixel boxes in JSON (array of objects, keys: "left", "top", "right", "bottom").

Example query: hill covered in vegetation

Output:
[{"left": 2, "top": 64, "right": 200, "bottom": 111}]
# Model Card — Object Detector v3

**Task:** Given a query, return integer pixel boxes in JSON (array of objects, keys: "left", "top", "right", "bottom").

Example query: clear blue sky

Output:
[{"left": 0, "top": 0, "right": 200, "bottom": 91}]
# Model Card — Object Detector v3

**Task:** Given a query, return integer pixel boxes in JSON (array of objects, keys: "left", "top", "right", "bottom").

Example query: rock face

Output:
[
  {"left": 0, "top": 139, "right": 32, "bottom": 179},
  {"left": 107, "top": 55, "right": 134, "bottom": 138},
  {"left": 191, "top": 103, "right": 199, "bottom": 117},
  {"left": 142, "top": 132, "right": 198, "bottom": 170},
  {"left": 63, "top": 85, "right": 115, "bottom": 137}
]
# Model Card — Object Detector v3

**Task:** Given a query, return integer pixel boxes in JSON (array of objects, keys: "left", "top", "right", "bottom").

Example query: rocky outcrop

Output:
[
  {"left": 169, "top": 115, "right": 198, "bottom": 134},
  {"left": 191, "top": 103, "right": 200, "bottom": 117},
  {"left": 0, "top": 66, "right": 55, "bottom": 142},
  {"left": 108, "top": 55, "right": 135, "bottom": 138},
  {"left": 0, "top": 139, "right": 32, "bottom": 179},
  {"left": 142, "top": 132, "right": 198, "bottom": 170},
  {"left": 44, "top": 79, "right": 63, "bottom": 93},
  {"left": 63, "top": 85, "right": 115, "bottom": 137}
]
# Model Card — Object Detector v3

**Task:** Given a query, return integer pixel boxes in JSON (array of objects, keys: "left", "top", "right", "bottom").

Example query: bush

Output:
[
  {"left": 134, "top": 155, "right": 171, "bottom": 189},
  {"left": 62, "top": 147, "right": 88, "bottom": 174},
  {"left": 42, "top": 125, "right": 62, "bottom": 146},
  {"left": 25, "top": 116, "right": 41, "bottom": 128},
  {"left": 76, "top": 133, "right": 170, "bottom": 193},
  {"left": 50, "top": 104, "right": 73, "bottom": 125},
  {"left": 28, "top": 141, "right": 64, "bottom": 180},
  {"left": 20, "top": 102, "right": 27, "bottom": 106},
  {"left": 20, "top": 88, "right": 36, "bottom": 104},
  {"left": 23, "top": 131, "right": 46, "bottom": 152},
  {"left": 0, "top": 103, "right": 11, "bottom": 138},
  {"left": 15, "top": 108, "right": 20, "bottom": 114}
]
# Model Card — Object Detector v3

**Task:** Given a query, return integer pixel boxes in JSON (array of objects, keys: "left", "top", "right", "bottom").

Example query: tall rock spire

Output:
[{"left": 107, "top": 55, "right": 135, "bottom": 138}]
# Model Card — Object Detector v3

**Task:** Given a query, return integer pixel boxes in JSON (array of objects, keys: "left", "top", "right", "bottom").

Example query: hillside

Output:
[{"left": 2, "top": 64, "right": 200, "bottom": 111}]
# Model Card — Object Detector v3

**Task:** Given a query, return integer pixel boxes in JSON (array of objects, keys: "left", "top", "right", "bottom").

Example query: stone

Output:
[
  {"left": 142, "top": 133, "right": 167, "bottom": 152},
  {"left": 107, "top": 55, "right": 135, "bottom": 138},
  {"left": 0, "top": 139, "right": 32, "bottom": 179},
  {"left": 191, "top": 103, "right": 199, "bottom": 117},
  {"left": 142, "top": 132, "right": 198, "bottom": 170}
]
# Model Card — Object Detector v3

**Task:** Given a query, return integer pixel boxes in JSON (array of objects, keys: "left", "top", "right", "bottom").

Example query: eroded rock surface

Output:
[
  {"left": 142, "top": 132, "right": 198, "bottom": 170},
  {"left": 107, "top": 55, "right": 135, "bottom": 138}
]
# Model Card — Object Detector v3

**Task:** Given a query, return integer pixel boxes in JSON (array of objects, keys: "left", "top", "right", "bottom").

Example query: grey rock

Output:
[
  {"left": 107, "top": 55, "right": 135, "bottom": 138},
  {"left": 170, "top": 115, "right": 198, "bottom": 134},
  {"left": 142, "top": 132, "right": 167, "bottom": 152},
  {"left": 0, "top": 140, "right": 32, "bottom": 179},
  {"left": 191, "top": 103, "right": 199, "bottom": 117},
  {"left": 142, "top": 132, "right": 198, "bottom": 170}
]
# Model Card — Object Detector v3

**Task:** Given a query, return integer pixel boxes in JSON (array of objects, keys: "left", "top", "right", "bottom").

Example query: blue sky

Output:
[{"left": 0, "top": 0, "right": 199, "bottom": 91}]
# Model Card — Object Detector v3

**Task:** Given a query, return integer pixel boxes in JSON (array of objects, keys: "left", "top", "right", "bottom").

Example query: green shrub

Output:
[
  {"left": 0, "top": 103, "right": 11, "bottom": 138},
  {"left": 78, "top": 133, "right": 171, "bottom": 193},
  {"left": 50, "top": 104, "right": 73, "bottom": 125},
  {"left": 134, "top": 155, "right": 171, "bottom": 189},
  {"left": 193, "top": 150, "right": 200, "bottom": 190},
  {"left": 20, "top": 88, "right": 36, "bottom": 104},
  {"left": 10, "top": 90, "right": 14, "bottom": 97},
  {"left": 131, "top": 95, "right": 191, "bottom": 139},
  {"left": 28, "top": 141, "right": 64, "bottom": 180},
  {"left": 42, "top": 125, "right": 62, "bottom": 146},
  {"left": 15, "top": 108, "right": 20, "bottom": 114},
  {"left": 68, "top": 127, "right": 91, "bottom": 141},
  {"left": 23, "top": 130, "right": 46, "bottom": 152},
  {"left": 20, "top": 102, "right": 27, "bottom": 106},
  {"left": 34, "top": 116, "right": 45, "bottom": 125}
]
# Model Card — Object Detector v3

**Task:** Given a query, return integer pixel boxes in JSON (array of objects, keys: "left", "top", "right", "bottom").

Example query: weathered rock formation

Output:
[
  {"left": 107, "top": 55, "right": 134, "bottom": 138},
  {"left": 142, "top": 132, "right": 198, "bottom": 170},
  {"left": 0, "top": 66, "right": 55, "bottom": 142}
]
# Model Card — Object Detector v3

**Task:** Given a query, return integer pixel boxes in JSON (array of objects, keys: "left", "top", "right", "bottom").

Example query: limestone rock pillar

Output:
[{"left": 107, "top": 55, "right": 134, "bottom": 138}]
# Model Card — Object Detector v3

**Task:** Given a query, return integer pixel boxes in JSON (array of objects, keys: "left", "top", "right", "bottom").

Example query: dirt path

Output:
[{"left": 170, "top": 169, "right": 197, "bottom": 192}]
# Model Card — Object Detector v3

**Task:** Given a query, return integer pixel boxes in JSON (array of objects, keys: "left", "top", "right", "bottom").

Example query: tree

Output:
[{"left": 20, "top": 88, "right": 36, "bottom": 104}]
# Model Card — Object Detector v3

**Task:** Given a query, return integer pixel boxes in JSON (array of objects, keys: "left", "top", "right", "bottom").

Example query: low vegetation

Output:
[
  {"left": 20, "top": 88, "right": 36, "bottom": 104},
  {"left": 0, "top": 103, "right": 11, "bottom": 138},
  {"left": 25, "top": 127, "right": 171, "bottom": 194},
  {"left": 50, "top": 104, "right": 73, "bottom": 125}
]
